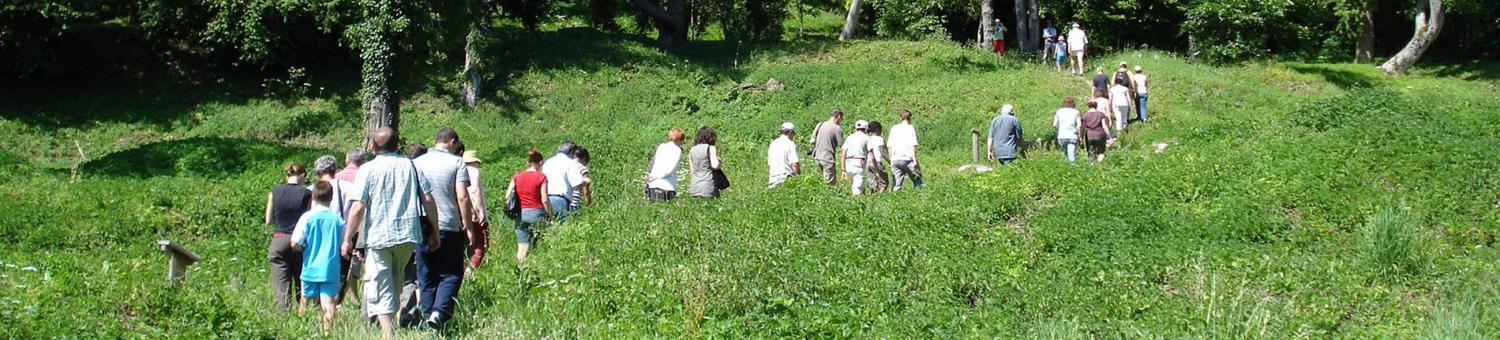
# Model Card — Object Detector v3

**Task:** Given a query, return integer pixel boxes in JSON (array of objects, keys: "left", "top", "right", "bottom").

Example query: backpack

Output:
[{"left": 503, "top": 188, "right": 521, "bottom": 220}]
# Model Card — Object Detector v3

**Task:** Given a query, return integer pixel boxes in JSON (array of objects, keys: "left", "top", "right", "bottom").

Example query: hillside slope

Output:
[{"left": 2, "top": 28, "right": 1499, "bottom": 338}]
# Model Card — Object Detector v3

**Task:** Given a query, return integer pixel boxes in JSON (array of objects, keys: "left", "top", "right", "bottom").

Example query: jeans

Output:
[
  {"left": 1136, "top": 93, "right": 1148, "bottom": 122},
  {"left": 515, "top": 208, "right": 546, "bottom": 244},
  {"left": 1058, "top": 138, "right": 1078, "bottom": 163},
  {"left": 891, "top": 159, "right": 924, "bottom": 192},
  {"left": 267, "top": 233, "right": 302, "bottom": 310},
  {"left": 416, "top": 231, "right": 467, "bottom": 326},
  {"left": 547, "top": 195, "right": 571, "bottom": 222}
]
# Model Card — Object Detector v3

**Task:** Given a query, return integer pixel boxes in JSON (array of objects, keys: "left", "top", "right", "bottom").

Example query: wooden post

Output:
[
  {"left": 970, "top": 128, "right": 980, "bottom": 162},
  {"left": 158, "top": 239, "right": 202, "bottom": 286}
]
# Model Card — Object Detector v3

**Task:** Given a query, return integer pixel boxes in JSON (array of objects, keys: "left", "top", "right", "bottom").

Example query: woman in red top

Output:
[{"left": 505, "top": 149, "right": 552, "bottom": 262}]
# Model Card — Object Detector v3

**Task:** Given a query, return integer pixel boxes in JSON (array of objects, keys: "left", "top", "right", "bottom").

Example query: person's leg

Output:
[
  {"left": 320, "top": 293, "right": 338, "bottom": 332},
  {"left": 548, "top": 196, "right": 570, "bottom": 223},
  {"left": 429, "top": 231, "right": 468, "bottom": 327},
  {"left": 468, "top": 221, "right": 488, "bottom": 272},
  {"left": 818, "top": 160, "right": 836, "bottom": 185},
  {"left": 363, "top": 246, "right": 399, "bottom": 339},
  {"left": 268, "top": 234, "right": 297, "bottom": 310},
  {"left": 1138, "top": 94, "right": 1148, "bottom": 122},
  {"left": 397, "top": 249, "right": 419, "bottom": 328},
  {"left": 907, "top": 162, "right": 924, "bottom": 188},
  {"left": 299, "top": 282, "right": 313, "bottom": 316},
  {"left": 414, "top": 238, "right": 436, "bottom": 324}
]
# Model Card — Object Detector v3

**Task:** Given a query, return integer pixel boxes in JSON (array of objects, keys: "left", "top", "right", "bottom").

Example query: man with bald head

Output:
[{"left": 342, "top": 127, "right": 442, "bottom": 340}]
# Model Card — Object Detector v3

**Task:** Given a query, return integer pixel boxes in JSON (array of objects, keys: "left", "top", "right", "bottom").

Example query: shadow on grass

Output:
[
  {"left": 1285, "top": 64, "right": 1387, "bottom": 89},
  {"left": 1424, "top": 59, "right": 1500, "bottom": 82},
  {"left": 481, "top": 27, "right": 842, "bottom": 120},
  {"left": 80, "top": 137, "right": 326, "bottom": 178}
]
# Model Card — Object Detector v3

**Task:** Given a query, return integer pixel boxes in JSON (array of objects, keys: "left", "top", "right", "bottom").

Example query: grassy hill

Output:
[{"left": 3, "top": 19, "right": 1500, "bottom": 338}]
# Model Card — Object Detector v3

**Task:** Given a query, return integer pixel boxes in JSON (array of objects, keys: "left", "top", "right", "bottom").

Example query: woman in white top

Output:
[
  {"left": 1109, "top": 83, "right": 1133, "bottom": 132},
  {"left": 1053, "top": 97, "right": 1084, "bottom": 163},
  {"left": 645, "top": 128, "right": 685, "bottom": 202},
  {"left": 1133, "top": 66, "right": 1149, "bottom": 122}
]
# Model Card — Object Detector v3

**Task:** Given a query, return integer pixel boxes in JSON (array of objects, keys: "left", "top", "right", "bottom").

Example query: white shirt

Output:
[
  {"left": 647, "top": 142, "right": 682, "bottom": 191},
  {"left": 1110, "top": 84, "right": 1132, "bottom": 107},
  {"left": 887, "top": 123, "right": 919, "bottom": 162},
  {"left": 1053, "top": 107, "right": 1081, "bottom": 139},
  {"left": 541, "top": 153, "right": 585, "bottom": 198},
  {"left": 766, "top": 135, "right": 799, "bottom": 180},
  {"left": 305, "top": 179, "right": 348, "bottom": 218},
  {"left": 1133, "top": 73, "right": 1148, "bottom": 95},
  {"left": 866, "top": 135, "right": 886, "bottom": 164},
  {"left": 1067, "top": 28, "right": 1088, "bottom": 51},
  {"left": 843, "top": 131, "right": 869, "bottom": 159}
]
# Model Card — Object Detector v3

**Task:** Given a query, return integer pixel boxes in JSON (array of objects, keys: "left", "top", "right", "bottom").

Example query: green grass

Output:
[{"left": 4, "top": 15, "right": 1500, "bottom": 338}]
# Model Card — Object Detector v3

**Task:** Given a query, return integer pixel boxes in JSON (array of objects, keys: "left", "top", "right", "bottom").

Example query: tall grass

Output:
[{"left": 1360, "top": 207, "right": 1424, "bottom": 277}]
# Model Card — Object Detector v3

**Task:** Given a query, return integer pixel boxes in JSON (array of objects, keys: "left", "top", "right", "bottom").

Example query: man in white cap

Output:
[
  {"left": 987, "top": 104, "right": 1024, "bottom": 165},
  {"left": 1067, "top": 23, "right": 1088, "bottom": 75},
  {"left": 840, "top": 120, "right": 871, "bottom": 195},
  {"left": 766, "top": 122, "right": 801, "bottom": 188}
]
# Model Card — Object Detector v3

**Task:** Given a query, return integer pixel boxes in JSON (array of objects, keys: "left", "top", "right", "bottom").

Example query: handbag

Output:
[
  {"left": 503, "top": 188, "right": 521, "bottom": 220},
  {"left": 712, "top": 168, "right": 730, "bottom": 190}
]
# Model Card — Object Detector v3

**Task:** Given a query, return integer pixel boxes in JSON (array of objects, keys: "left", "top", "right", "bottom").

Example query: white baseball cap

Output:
[
  {"left": 855, "top": 120, "right": 869, "bottom": 130},
  {"left": 780, "top": 122, "right": 795, "bottom": 131},
  {"left": 1134, "top": 66, "right": 1143, "bottom": 72}
]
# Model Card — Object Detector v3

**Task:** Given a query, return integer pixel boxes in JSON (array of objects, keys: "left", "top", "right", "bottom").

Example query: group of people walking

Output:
[
  {"left": 259, "top": 55, "right": 1153, "bottom": 338},
  {"left": 263, "top": 127, "right": 590, "bottom": 338}
]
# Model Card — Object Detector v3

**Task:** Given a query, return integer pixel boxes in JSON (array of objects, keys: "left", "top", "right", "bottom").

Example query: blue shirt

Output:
[
  {"left": 291, "top": 206, "right": 344, "bottom": 283},
  {"left": 988, "top": 114, "right": 1023, "bottom": 159},
  {"left": 351, "top": 153, "right": 431, "bottom": 250}
]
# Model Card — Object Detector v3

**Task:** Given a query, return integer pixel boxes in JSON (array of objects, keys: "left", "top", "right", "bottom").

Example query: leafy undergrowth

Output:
[{"left": 2, "top": 26, "right": 1500, "bottom": 338}]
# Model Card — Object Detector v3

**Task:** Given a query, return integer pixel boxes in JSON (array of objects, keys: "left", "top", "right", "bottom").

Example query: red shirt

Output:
[
  {"left": 335, "top": 165, "right": 359, "bottom": 184},
  {"left": 512, "top": 171, "right": 548, "bottom": 209}
]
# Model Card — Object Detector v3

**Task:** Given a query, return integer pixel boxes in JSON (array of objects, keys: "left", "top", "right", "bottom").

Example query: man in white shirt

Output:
[
  {"left": 766, "top": 122, "right": 801, "bottom": 188},
  {"left": 840, "top": 120, "right": 870, "bottom": 195},
  {"left": 1067, "top": 23, "right": 1089, "bottom": 75},
  {"left": 886, "top": 109, "right": 924, "bottom": 191},
  {"left": 646, "top": 128, "right": 685, "bottom": 202},
  {"left": 864, "top": 121, "right": 888, "bottom": 193},
  {"left": 541, "top": 141, "right": 585, "bottom": 221}
]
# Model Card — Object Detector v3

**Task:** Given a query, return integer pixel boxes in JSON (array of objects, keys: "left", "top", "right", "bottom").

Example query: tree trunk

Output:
[
  {"left": 360, "top": 0, "right": 403, "bottom": 145},
  {"left": 1379, "top": 0, "right": 1443, "bottom": 75},
  {"left": 839, "top": 0, "right": 862, "bottom": 41},
  {"left": 1027, "top": 0, "right": 1040, "bottom": 51},
  {"left": 1355, "top": 5, "right": 1375, "bottom": 63},
  {"left": 980, "top": 0, "right": 994, "bottom": 47},
  {"left": 631, "top": 0, "right": 688, "bottom": 46},
  {"left": 460, "top": 0, "right": 491, "bottom": 107},
  {"left": 1014, "top": 0, "right": 1034, "bottom": 52}
]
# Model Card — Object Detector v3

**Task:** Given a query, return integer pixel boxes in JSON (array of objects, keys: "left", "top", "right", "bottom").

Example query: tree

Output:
[
  {"left": 631, "top": 0, "right": 688, "bottom": 46},
  {"left": 1014, "top": 0, "right": 1034, "bottom": 52},
  {"left": 1379, "top": 0, "right": 1443, "bottom": 74},
  {"left": 839, "top": 0, "right": 863, "bottom": 41},
  {"left": 979, "top": 0, "right": 994, "bottom": 46},
  {"left": 461, "top": 0, "right": 493, "bottom": 107},
  {"left": 355, "top": 0, "right": 408, "bottom": 141}
]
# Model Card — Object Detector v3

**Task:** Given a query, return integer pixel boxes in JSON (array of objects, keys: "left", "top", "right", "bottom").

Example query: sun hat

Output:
[
  {"left": 1119, "top": 61, "right": 1128, "bottom": 66},
  {"left": 462, "top": 150, "right": 482, "bottom": 163},
  {"left": 1134, "top": 66, "right": 1143, "bottom": 72},
  {"left": 780, "top": 122, "right": 796, "bottom": 132}
]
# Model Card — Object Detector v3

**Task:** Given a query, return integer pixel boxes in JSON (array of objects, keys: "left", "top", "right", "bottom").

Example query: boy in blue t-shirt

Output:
[{"left": 291, "top": 180, "right": 345, "bottom": 332}]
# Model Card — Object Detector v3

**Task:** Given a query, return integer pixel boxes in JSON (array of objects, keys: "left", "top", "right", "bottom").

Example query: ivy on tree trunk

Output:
[
  {"left": 631, "top": 0, "right": 688, "bottom": 46},
  {"left": 357, "top": 0, "right": 408, "bottom": 143}
]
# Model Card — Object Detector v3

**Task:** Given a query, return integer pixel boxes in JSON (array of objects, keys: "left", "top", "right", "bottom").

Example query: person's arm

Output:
[
  {"left": 646, "top": 148, "right": 673, "bottom": 182},
  {"left": 290, "top": 213, "right": 309, "bottom": 251},
  {"left": 456, "top": 180, "right": 473, "bottom": 239},
  {"left": 1076, "top": 117, "right": 1085, "bottom": 141},
  {"left": 987, "top": 135, "right": 996, "bottom": 161},
  {"left": 580, "top": 182, "right": 592, "bottom": 205},
  {"left": 471, "top": 170, "right": 488, "bottom": 223},
  {"left": 422, "top": 193, "right": 441, "bottom": 250},
  {"left": 264, "top": 192, "right": 274, "bottom": 225},
  {"left": 709, "top": 145, "right": 721, "bottom": 170},
  {"left": 839, "top": 146, "right": 848, "bottom": 180},
  {"left": 342, "top": 202, "right": 364, "bottom": 258}
]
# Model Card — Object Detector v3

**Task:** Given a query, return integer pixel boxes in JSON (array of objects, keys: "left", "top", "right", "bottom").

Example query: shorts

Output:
[
  {"left": 1056, "top": 54, "right": 1067, "bottom": 65},
  {"left": 1071, "top": 50, "right": 1084, "bottom": 58},
  {"left": 302, "top": 281, "right": 341, "bottom": 298}
]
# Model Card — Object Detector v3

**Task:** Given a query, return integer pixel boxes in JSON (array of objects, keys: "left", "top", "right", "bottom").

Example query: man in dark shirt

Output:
[{"left": 1092, "top": 67, "right": 1110, "bottom": 94}]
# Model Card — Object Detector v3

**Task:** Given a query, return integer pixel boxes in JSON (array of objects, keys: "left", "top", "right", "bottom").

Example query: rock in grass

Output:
[
  {"left": 1154, "top": 142, "right": 1170, "bottom": 153},
  {"left": 956, "top": 164, "right": 993, "bottom": 173}
]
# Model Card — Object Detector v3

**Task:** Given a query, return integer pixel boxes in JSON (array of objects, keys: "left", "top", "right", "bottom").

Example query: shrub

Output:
[{"left": 1359, "top": 207, "right": 1423, "bottom": 277}]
